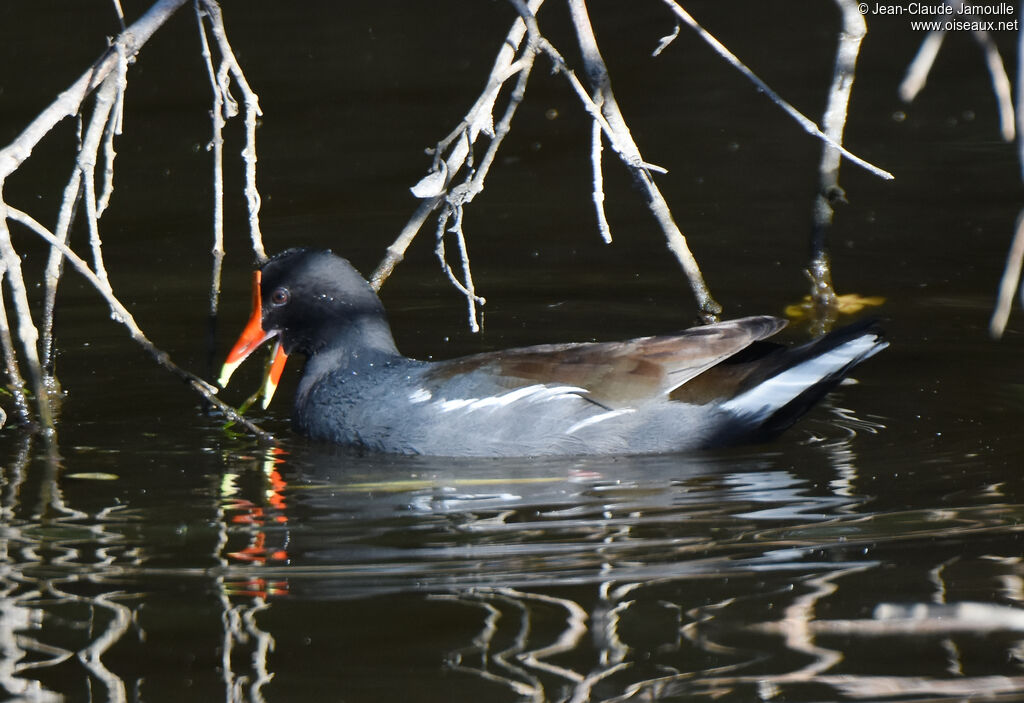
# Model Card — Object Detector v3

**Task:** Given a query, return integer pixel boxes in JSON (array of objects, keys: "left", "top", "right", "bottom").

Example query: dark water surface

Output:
[{"left": 2, "top": 2, "right": 1024, "bottom": 701}]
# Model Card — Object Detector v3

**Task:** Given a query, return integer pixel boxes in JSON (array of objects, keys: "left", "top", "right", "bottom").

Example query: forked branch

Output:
[
  {"left": 7, "top": 207, "right": 271, "bottom": 441},
  {"left": 0, "top": 0, "right": 270, "bottom": 440},
  {"left": 564, "top": 0, "right": 720, "bottom": 320}
]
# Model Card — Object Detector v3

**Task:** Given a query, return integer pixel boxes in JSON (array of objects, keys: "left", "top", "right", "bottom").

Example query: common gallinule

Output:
[{"left": 219, "top": 248, "right": 886, "bottom": 456}]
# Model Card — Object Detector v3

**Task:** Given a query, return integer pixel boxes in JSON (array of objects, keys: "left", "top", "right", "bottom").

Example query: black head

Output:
[{"left": 258, "top": 248, "right": 396, "bottom": 357}]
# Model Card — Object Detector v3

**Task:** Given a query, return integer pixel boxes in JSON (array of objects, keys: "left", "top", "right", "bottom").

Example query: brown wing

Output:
[{"left": 428, "top": 316, "right": 787, "bottom": 407}]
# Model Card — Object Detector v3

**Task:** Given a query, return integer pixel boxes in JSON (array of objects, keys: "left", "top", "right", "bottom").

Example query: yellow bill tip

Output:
[{"left": 218, "top": 359, "right": 242, "bottom": 388}]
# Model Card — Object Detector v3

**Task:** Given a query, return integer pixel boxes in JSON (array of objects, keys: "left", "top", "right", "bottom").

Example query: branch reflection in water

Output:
[{"left": 3, "top": 404, "right": 1024, "bottom": 701}]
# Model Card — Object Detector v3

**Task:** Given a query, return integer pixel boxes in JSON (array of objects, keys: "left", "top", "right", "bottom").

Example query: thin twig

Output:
[
  {"left": 111, "top": 0, "right": 127, "bottom": 30},
  {"left": 1019, "top": 3, "right": 1024, "bottom": 183},
  {"left": 462, "top": 49, "right": 537, "bottom": 204},
  {"left": 79, "top": 74, "right": 122, "bottom": 288},
  {"left": 0, "top": 258, "right": 32, "bottom": 426},
  {"left": 198, "top": 0, "right": 265, "bottom": 262},
  {"left": 652, "top": 23, "right": 680, "bottom": 58},
  {"left": 371, "top": 199, "right": 439, "bottom": 292},
  {"left": 590, "top": 116, "right": 611, "bottom": 244},
  {"left": 40, "top": 170, "right": 83, "bottom": 375},
  {"left": 987, "top": 4, "right": 1024, "bottom": 336},
  {"left": 990, "top": 208, "right": 1024, "bottom": 338},
  {"left": 899, "top": 3, "right": 1014, "bottom": 141},
  {"left": 41, "top": 58, "right": 128, "bottom": 379},
  {"left": 974, "top": 29, "right": 1015, "bottom": 142},
  {"left": 903, "top": 31, "right": 1014, "bottom": 142},
  {"left": 96, "top": 44, "right": 128, "bottom": 217},
  {"left": 435, "top": 205, "right": 486, "bottom": 332},
  {"left": 6, "top": 206, "right": 272, "bottom": 441},
  {"left": 195, "top": 1, "right": 267, "bottom": 383},
  {"left": 425, "top": 3, "right": 539, "bottom": 328},
  {"left": 0, "top": 0, "right": 190, "bottom": 180},
  {"left": 899, "top": 30, "right": 946, "bottom": 102},
  {"left": 196, "top": 2, "right": 228, "bottom": 320},
  {"left": 370, "top": 0, "right": 545, "bottom": 292},
  {"left": 539, "top": 0, "right": 720, "bottom": 319},
  {"left": 1, "top": 0, "right": 271, "bottom": 441},
  {"left": 0, "top": 0, "right": 190, "bottom": 432},
  {"left": 658, "top": 0, "right": 894, "bottom": 181},
  {"left": 808, "top": 0, "right": 867, "bottom": 312},
  {"left": 0, "top": 210, "right": 54, "bottom": 434}
]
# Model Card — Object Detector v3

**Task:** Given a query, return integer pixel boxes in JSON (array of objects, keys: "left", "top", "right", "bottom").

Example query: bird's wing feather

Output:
[{"left": 425, "top": 316, "right": 786, "bottom": 408}]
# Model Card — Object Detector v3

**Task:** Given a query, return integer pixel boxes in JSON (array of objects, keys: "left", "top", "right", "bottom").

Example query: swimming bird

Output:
[{"left": 219, "top": 248, "right": 886, "bottom": 456}]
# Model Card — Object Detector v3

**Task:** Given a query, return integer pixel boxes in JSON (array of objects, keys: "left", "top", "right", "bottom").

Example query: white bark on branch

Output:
[
  {"left": 0, "top": 0, "right": 190, "bottom": 436},
  {"left": 808, "top": 0, "right": 867, "bottom": 313},
  {"left": 658, "top": 0, "right": 894, "bottom": 182},
  {"left": 986, "top": 5, "right": 1023, "bottom": 337},
  {"left": 590, "top": 117, "right": 611, "bottom": 244},
  {"left": 565, "top": 0, "right": 720, "bottom": 320},
  {"left": 0, "top": 0, "right": 190, "bottom": 180},
  {"left": 0, "top": 0, "right": 271, "bottom": 442},
  {"left": 974, "top": 29, "right": 1015, "bottom": 142},
  {"left": 370, "top": 0, "right": 544, "bottom": 294},
  {"left": 0, "top": 258, "right": 31, "bottom": 426},
  {"left": 97, "top": 45, "right": 128, "bottom": 217},
  {"left": 196, "top": 1, "right": 230, "bottom": 329},
  {"left": 900, "top": 12, "right": 1014, "bottom": 142},
  {"left": 0, "top": 213, "right": 54, "bottom": 433},
  {"left": 991, "top": 209, "right": 1024, "bottom": 337},
  {"left": 6, "top": 206, "right": 272, "bottom": 441},
  {"left": 197, "top": 0, "right": 266, "bottom": 262}
]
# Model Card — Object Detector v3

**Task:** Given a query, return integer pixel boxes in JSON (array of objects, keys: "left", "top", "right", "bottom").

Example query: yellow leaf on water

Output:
[{"left": 785, "top": 293, "right": 885, "bottom": 320}]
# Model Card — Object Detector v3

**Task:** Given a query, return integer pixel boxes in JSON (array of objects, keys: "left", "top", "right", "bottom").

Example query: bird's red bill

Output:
[{"left": 218, "top": 270, "right": 289, "bottom": 408}]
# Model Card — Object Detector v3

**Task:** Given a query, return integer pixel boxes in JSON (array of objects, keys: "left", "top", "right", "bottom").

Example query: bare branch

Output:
[
  {"left": 370, "top": 0, "right": 545, "bottom": 292},
  {"left": 900, "top": 9, "right": 1014, "bottom": 142},
  {"left": 79, "top": 74, "right": 123, "bottom": 288},
  {"left": 198, "top": 0, "right": 265, "bottom": 262},
  {"left": 974, "top": 29, "right": 1015, "bottom": 142},
  {"left": 435, "top": 205, "right": 486, "bottom": 333},
  {"left": 40, "top": 170, "right": 83, "bottom": 375},
  {"left": 462, "top": 55, "right": 537, "bottom": 204},
  {"left": 0, "top": 0, "right": 271, "bottom": 441},
  {"left": 808, "top": 0, "right": 867, "bottom": 311},
  {"left": 0, "top": 0, "right": 190, "bottom": 181},
  {"left": 538, "top": 0, "right": 720, "bottom": 319},
  {"left": 111, "top": 0, "right": 127, "bottom": 30},
  {"left": 96, "top": 45, "right": 128, "bottom": 217},
  {"left": 590, "top": 117, "right": 611, "bottom": 244},
  {"left": 6, "top": 206, "right": 272, "bottom": 441},
  {"left": 196, "top": 3, "right": 228, "bottom": 318},
  {"left": 0, "top": 211, "right": 54, "bottom": 434},
  {"left": 899, "top": 30, "right": 946, "bottom": 102},
  {"left": 992, "top": 17, "right": 1024, "bottom": 337},
  {"left": 1019, "top": 9, "right": 1024, "bottom": 183},
  {"left": 991, "top": 208, "right": 1024, "bottom": 338},
  {"left": 652, "top": 23, "right": 681, "bottom": 57},
  {"left": 371, "top": 199, "right": 439, "bottom": 293},
  {"left": 658, "top": 0, "right": 894, "bottom": 181},
  {"left": 818, "top": 0, "right": 866, "bottom": 198},
  {"left": 3, "top": 0, "right": 192, "bottom": 408},
  {"left": 0, "top": 259, "right": 32, "bottom": 426}
]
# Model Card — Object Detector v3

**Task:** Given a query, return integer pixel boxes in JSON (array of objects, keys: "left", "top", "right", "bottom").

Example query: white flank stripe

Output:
[
  {"left": 435, "top": 384, "right": 588, "bottom": 414},
  {"left": 409, "top": 388, "right": 432, "bottom": 403},
  {"left": 437, "top": 397, "right": 478, "bottom": 412},
  {"left": 566, "top": 408, "right": 636, "bottom": 434}
]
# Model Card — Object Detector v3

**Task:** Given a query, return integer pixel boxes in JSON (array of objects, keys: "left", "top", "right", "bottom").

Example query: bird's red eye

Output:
[{"left": 271, "top": 287, "right": 290, "bottom": 306}]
